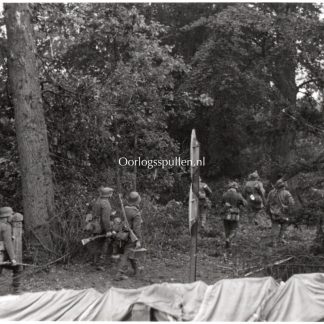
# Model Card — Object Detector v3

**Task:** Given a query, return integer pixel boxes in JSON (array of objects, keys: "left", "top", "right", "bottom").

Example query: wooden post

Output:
[
  {"left": 11, "top": 213, "right": 23, "bottom": 264},
  {"left": 189, "top": 129, "right": 200, "bottom": 282},
  {"left": 133, "top": 132, "right": 138, "bottom": 191}
]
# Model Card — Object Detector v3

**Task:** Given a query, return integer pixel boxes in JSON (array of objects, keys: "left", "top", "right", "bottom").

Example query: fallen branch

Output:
[
  {"left": 32, "top": 229, "right": 60, "bottom": 257},
  {"left": 0, "top": 261, "right": 36, "bottom": 267},
  {"left": 214, "top": 264, "right": 233, "bottom": 270},
  {"left": 244, "top": 256, "right": 294, "bottom": 277}
]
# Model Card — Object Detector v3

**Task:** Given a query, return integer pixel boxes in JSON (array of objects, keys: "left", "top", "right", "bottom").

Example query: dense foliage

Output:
[{"left": 0, "top": 3, "right": 324, "bottom": 256}]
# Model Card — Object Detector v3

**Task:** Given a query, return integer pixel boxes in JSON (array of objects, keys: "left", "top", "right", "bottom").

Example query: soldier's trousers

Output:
[
  {"left": 117, "top": 242, "right": 137, "bottom": 275},
  {"left": 200, "top": 199, "right": 211, "bottom": 229},
  {"left": 223, "top": 220, "right": 238, "bottom": 247},
  {"left": 201, "top": 209, "right": 207, "bottom": 229},
  {"left": 87, "top": 237, "right": 111, "bottom": 265},
  {"left": 248, "top": 209, "right": 271, "bottom": 229},
  {"left": 271, "top": 221, "right": 288, "bottom": 244}
]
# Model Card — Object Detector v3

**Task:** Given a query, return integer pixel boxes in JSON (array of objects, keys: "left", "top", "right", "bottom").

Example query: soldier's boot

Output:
[
  {"left": 129, "top": 259, "right": 138, "bottom": 277},
  {"left": 114, "top": 260, "right": 129, "bottom": 281},
  {"left": 12, "top": 267, "right": 21, "bottom": 294},
  {"left": 224, "top": 240, "right": 231, "bottom": 262},
  {"left": 11, "top": 285, "right": 21, "bottom": 295},
  {"left": 114, "top": 270, "right": 129, "bottom": 281},
  {"left": 279, "top": 225, "right": 288, "bottom": 244}
]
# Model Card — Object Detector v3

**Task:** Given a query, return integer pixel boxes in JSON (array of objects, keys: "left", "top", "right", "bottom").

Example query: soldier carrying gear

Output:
[
  {"left": 115, "top": 191, "right": 143, "bottom": 281},
  {"left": 243, "top": 171, "right": 266, "bottom": 211},
  {"left": 199, "top": 177, "right": 212, "bottom": 230},
  {"left": 110, "top": 217, "right": 128, "bottom": 259},
  {"left": 0, "top": 207, "right": 20, "bottom": 293},
  {"left": 221, "top": 182, "right": 247, "bottom": 251},
  {"left": 266, "top": 179, "right": 295, "bottom": 247},
  {"left": 91, "top": 187, "right": 114, "bottom": 267}
]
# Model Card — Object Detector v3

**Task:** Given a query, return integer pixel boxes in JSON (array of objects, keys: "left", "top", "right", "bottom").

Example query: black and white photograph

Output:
[{"left": 0, "top": 1, "right": 324, "bottom": 321}]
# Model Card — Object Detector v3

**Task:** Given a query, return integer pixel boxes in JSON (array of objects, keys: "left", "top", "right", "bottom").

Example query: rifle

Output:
[
  {"left": 118, "top": 193, "right": 138, "bottom": 243},
  {"left": 81, "top": 233, "right": 113, "bottom": 246}
]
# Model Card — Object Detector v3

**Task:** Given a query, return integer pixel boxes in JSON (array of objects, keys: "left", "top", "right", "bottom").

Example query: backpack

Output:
[
  {"left": 269, "top": 190, "right": 288, "bottom": 219},
  {"left": 245, "top": 181, "right": 263, "bottom": 210},
  {"left": 199, "top": 183, "right": 207, "bottom": 200},
  {"left": 247, "top": 192, "right": 263, "bottom": 210}
]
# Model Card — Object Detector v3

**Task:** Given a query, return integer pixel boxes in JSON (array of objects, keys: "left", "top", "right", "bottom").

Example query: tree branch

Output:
[{"left": 297, "top": 78, "right": 319, "bottom": 89}]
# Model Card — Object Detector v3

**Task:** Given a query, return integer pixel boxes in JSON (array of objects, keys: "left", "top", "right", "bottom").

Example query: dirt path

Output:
[
  {"left": 0, "top": 223, "right": 318, "bottom": 295},
  {"left": 0, "top": 245, "right": 229, "bottom": 295}
]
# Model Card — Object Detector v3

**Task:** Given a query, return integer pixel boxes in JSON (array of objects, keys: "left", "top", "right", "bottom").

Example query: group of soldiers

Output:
[
  {"left": 84, "top": 187, "right": 143, "bottom": 281},
  {"left": 200, "top": 171, "right": 295, "bottom": 254},
  {"left": 0, "top": 172, "right": 294, "bottom": 291}
]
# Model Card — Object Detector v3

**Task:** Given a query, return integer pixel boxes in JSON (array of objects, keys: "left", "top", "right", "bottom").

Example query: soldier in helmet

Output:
[
  {"left": 266, "top": 179, "right": 295, "bottom": 247},
  {"left": 221, "top": 182, "right": 247, "bottom": 252},
  {"left": 0, "top": 207, "right": 20, "bottom": 293},
  {"left": 115, "top": 191, "right": 142, "bottom": 281},
  {"left": 199, "top": 177, "right": 212, "bottom": 230},
  {"left": 91, "top": 187, "right": 114, "bottom": 267},
  {"left": 243, "top": 171, "right": 266, "bottom": 219}
]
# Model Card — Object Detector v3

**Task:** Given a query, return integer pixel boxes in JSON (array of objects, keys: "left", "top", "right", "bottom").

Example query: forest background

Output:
[{"left": 1, "top": 3, "right": 324, "bottom": 266}]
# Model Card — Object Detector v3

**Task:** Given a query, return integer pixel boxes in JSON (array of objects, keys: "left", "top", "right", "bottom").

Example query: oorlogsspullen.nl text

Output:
[{"left": 118, "top": 156, "right": 205, "bottom": 169}]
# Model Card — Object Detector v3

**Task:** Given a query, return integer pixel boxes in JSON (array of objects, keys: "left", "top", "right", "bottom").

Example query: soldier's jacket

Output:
[
  {"left": 92, "top": 197, "right": 112, "bottom": 233},
  {"left": 243, "top": 180, "right": 265, "bottom": 210},
  {"left": 124, "top": 204, "right": 142, "bottom": 242},
  {"left": 244, "top": 180, "right": 265, "bottom": 198},
  {"left": 199, "top": 182, "right": 212, "bottom": 200},
  {"left": 267, "top": 188, "right": 295, "bottom": 219},
  {"left": 0, "top": 221, "right": 15, "bottom": 261},
  {"left": 244, "top": 180, "right": 265, "bottom": 196},
  {"left": 222, "top": 188, "right": 246, "bottom": 221}
]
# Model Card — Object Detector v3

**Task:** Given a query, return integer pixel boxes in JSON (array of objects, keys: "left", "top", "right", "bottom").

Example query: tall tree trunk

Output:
[
  {"left": 270, "top": 47, "right": 298, "bottom": 171},
  {"left": 270, "top": 6, "right": 299, "bottom": 169},
  {"left": 5, "top": 4, "right": 55, "bottom": 256}
]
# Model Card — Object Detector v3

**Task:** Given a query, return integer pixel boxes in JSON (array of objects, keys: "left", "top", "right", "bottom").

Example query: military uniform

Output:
[
  {"left": 0, "top": 207, "right": 20, "bottom": 293},
  {"left": 199, "top": 179, "right": 212, "bottom": 230},
  {"left": 91, "top": 187, "right": 113, "bottom": 265},
  {"left": 92, "top": 195, "right": 112, "bottom": 234},
  {"left": 243, "top": 171, "right": 268, "bottom": 228},
  {"left": 222, "top": 182, "right": 246, "bottom": 249},
  {"left": 266, "top": 179, "right": 294, "bottom": 246},
  {"left": 116, "top": 192, "right": 142, "bottom": 280},
  {"left": 111, "top": 218, "right": 125, "bottom": 257}
]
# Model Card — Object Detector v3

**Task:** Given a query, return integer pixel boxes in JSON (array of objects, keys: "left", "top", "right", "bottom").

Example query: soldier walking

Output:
[
  {"left": 115, "top": 191, "right": 142, "bottom": 281},
  {"left": 199, "top": 177, "right": 212, "bottom": 230},
  {"left": 221, "top": 182, "right": 246, "bottom": 253},
  {"left": 91, "top": 187, "right": 114, "bottom": 267},
  {"left": 266, "top": 179, "right": 295, "bottom": 247},
  {"left": 0, "top": 207, "right": 20, "bottom": 293},
  {"left": 243, "top": 171, "right": 266, "bottom": 223}
]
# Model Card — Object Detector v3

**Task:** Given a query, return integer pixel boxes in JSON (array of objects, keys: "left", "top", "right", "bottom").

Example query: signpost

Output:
[{"left": 189, "top": 129, "right": 200, "bottom": 282}]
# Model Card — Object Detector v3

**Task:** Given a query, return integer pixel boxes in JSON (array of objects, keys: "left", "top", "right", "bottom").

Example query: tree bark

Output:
[
  {"left": 5, "top": 4, "right": 55, "bottom": 255},
  {"left": 269, "top": 7, "right": 299, "bottom": 168}
]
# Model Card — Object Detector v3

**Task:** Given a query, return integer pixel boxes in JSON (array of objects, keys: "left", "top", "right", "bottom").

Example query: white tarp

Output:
[{"left": 0, "top": 273, "right": 323, "bottom": 321}]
